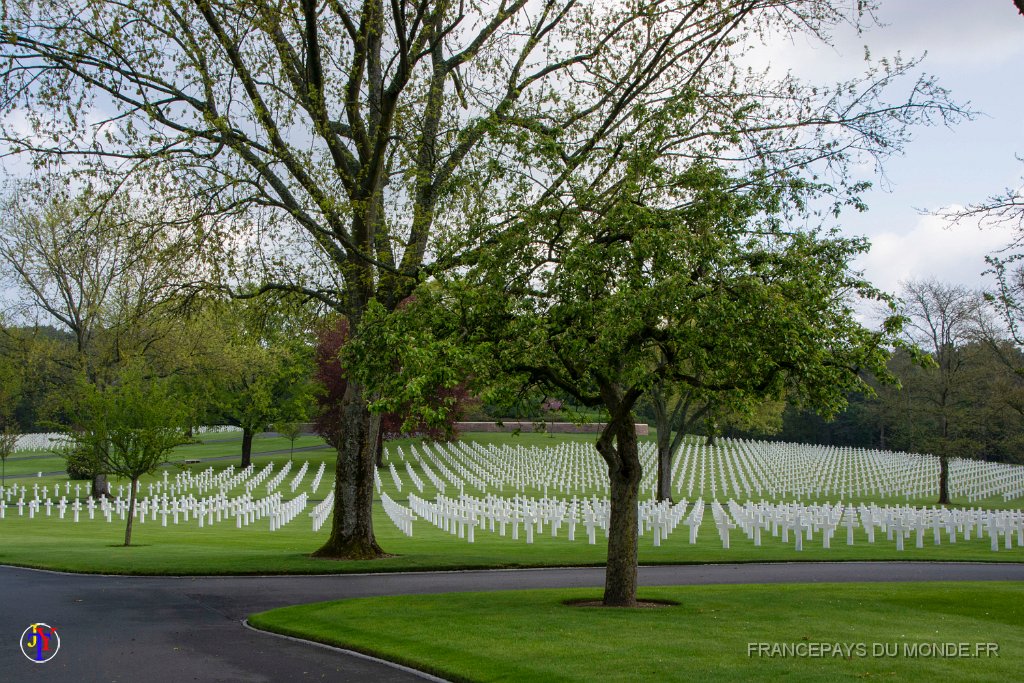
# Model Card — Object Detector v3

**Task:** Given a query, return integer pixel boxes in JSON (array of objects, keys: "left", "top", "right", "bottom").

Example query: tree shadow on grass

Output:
[{"left": 563, "top": 597, "right": 679, "bottom": 609}]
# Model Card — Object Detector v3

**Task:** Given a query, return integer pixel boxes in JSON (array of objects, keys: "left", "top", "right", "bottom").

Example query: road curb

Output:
[{"left": 241, "top": 618, "right": 450, "bottom": 682}]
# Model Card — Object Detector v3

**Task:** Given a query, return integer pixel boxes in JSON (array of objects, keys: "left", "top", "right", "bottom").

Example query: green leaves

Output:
[
  {"left": 358, "top": 149, "right": 903, "bottom": 433},
  {"left": 65, "top": 363, "right": 190, "bottom": 481}
]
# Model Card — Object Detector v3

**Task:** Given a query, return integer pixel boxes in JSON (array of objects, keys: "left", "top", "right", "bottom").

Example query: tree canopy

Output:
[
  {"left": 64, "top": 365, "right": 190, "bottom": 545},
  {"left": 0, "top": 0, "right": 966, "bottom": 560},
  {"left": 354, "top": 156, "right": 905, "bottom": 605}
]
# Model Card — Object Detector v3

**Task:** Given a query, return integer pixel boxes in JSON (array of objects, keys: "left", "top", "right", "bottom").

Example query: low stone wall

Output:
[
  {"left": 455, "top": 421, "right": 649, "bottom": 436},
  {"left": 299, "top": 421, "right": 651, "bottom": 436}
]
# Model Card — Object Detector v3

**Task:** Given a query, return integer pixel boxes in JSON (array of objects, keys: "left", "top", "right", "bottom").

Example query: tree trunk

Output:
[
  {"left": 652, "top": 390, "right": 673, "bottom": 503},
  {"left": 597, "top": 415, "right": 641, "bottom": 607},
  {"left": 313, "top": 380, "right": 385, "bottom": 559},
  {"left": 92, "top": 473, "right": 109, "bottom": 498},
  {"left": 656, "top": 445, "right": 673, "bottom": 503},
  {"left": 375, "top": 421, "right": 385, "bottom": 467},
  {"left": 124, "top": 478, "right": 138, "bottom": 546},
  {"left": 241, "top": 427, "right": 254, "bottom": 469},
  {"left": 938, "top": 454, "right": 950, "bottom": 505}
]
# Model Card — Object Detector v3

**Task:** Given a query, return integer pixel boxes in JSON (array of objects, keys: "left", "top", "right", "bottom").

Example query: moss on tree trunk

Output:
[{"left": 313, "top": 381, "right": 384, "bottom": 560}]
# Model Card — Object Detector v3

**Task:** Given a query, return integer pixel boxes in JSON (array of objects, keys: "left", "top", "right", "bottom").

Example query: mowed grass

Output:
[
  {"left": 248, "top": 582, "right": 1024, "bottom": 682},
  {"left": 3, "top": 431, "right": 1024, "bottom": 574},
  {"left": 0, "top": 432, "right": 332, "bottom": 480}
]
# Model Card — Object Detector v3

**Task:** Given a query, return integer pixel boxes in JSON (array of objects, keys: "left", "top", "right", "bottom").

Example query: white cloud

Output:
[
  {"left": 743, "top": 0, "right": 1024, "bottom": 83},
  {"left": 854, "top": 210, "right": 1019, "bottom": 296}
]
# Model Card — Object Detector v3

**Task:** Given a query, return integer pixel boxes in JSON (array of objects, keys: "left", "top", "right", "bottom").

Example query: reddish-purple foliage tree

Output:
[{"left": 313, "top": 317, "right": 471, "bottom": 456}]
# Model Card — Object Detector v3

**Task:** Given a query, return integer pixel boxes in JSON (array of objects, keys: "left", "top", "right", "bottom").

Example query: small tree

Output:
[
  {"left": 197, "top": 299, "right": 316, "bottom": 468},
  {"left": 272, "top": 420, "right": 303, "bottom": 462},
  {"left": 68, "top": 368, "right": 189, "bottom": 545},
  {"left": 0, "top": 427, "right": 17, "bottom": 487}
]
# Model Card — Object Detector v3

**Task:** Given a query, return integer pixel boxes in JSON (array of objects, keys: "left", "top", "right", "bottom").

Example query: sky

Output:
[
  {"left": 2, "top": 1, "right": 1021, "bottom": 306},
  {"left": 755, "top": 0, "right": 1024, "bottom": 296}
]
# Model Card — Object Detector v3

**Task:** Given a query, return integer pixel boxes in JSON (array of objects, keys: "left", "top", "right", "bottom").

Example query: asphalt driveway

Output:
[{"left": 3, "top": 561, "right": 1024, "bottom": 682}]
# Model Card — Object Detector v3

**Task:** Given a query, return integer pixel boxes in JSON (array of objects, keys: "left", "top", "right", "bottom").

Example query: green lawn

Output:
[
  {"left": 248, "top": 582, "right": 1024, "bottom": 682},
  {"left": 2, "top": 431, "right": 1024, "bottom": 574}
]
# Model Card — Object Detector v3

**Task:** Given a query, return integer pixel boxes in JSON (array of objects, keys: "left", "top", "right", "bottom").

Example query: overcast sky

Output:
[{"left": 756, "top": 0, "right": 1024, "bottom": 296}]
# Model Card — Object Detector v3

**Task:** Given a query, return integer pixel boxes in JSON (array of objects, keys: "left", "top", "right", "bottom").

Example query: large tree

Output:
[
  {"left": 0, "top": 0, "right": 963, "bottom": 559},
  {"left": 0, "top": 182, "right": 190, "bottom": 378},
  {"left": 897, "top": 279, "right": 987, "bottom": 504},
  {"left": 313, "top": 314, "right": 469, "bottom": 465},
  {"left": 0, "top": 183, "right": 192, "bottom": 493},
  {"left": 357, "top": 156, "right": 906, "bottom": 606}
]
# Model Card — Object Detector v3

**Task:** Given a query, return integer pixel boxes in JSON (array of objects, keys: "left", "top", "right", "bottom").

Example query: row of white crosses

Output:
[
  {"left": 429, "top": 442, "right": 487, "bottom": 491},
  {"left": 270, "top": 493, "right": 308, "bottom": 531},
  {"left": 264, "top": 460, "right": 294, "bottom": 494},
  {"left": 1, "top": 459, "right": 324, "bottom": 508},
  {"left": 371, "top": 440, "right": 1024, "bottom": 553},
  {"left": 951, "top": 458, "right": 1024, "bottom": 502},
  {"left": 403, "top": 492, "right": 691, "bottom": 546},
  {"left": 665, "top": 437, "right": 1024, "bottom": 503},
  {"left": 244, "top": 462, "right": 277, "bottom": 494},
  {"left": 392, "top": 445, "right": 447, "bottom": 493},
  {"left": 404, "top": 461, "right": 425, "bottom": 493},
  {"left": 11, "top": 426, "right": 241, "bottom": 454},
  {"left": 383, "top": 438, "right": 964, "bottom": 505},
  {"left": 381, "top": 492, "right": 415, "bottom": 536},
  {"left": 708, "top": 499, "right": 1024, "bottom": 552},
  {"left": 416, "top": 444, "right": 465, "bottom": 494},
  {"left": 310, "top": 491, "right": 334, "bottom": 532},
  {"left": 216, "top": 465, "right": 255, "bottom": 493},
  {"left": 0, "top": 458, "right": 327, "bottom": 533},
  {"left": 310, "top": 462, "right": 327, "bottom": 493},
  {"left": 11, "top": 432, "right": 65, "bottom": 453},
  {"left": 388, "top": 441, "right": 627, "bottom": 497},
  {"left": 388, "top": 462, "right": 403, "bottom": 492},
  {"left": 0, "top": 486, "right": 289, "bottom": 529},
  {"left": 437, "top": 442, "right": 502, "bottom": 490},
  {"left": 289, "top": 461, "right": 309, "bottom": 492}
]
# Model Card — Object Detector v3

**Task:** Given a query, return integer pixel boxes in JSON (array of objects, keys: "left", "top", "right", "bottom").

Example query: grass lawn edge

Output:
[
  {"left": 243, "top": 616, "right": 464, "bottom": 682},
  {"left": 4, "top": 555, "right": 1024, "bottom": 578},
  {"left": 245, "top": 583, "right": 1024, "bottom": 683}
]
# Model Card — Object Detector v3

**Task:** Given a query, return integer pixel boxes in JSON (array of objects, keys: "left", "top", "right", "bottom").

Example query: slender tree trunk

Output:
[
  {"left": 597, "top": 414, "right": 641, "bottom": 607},
  {"left": 652, "top": 390, "right": 673, "bottom": 503},
  {"left": 938, "top": 454, "right": 950, "bottom": 505},
  {"left": 124, "top": 478, "right": 138, "bottom": 546},
  {"left": 656, "top": 443, "right": 673, "bottom": 503},
  {"left": 313, "top": 380, "right": 385, "bottom": 559},
  {"left": 241, "top": 427, "right": 254, "bottom": 469},
  {"left": 375, "top": 421, "right": 384, "bottom": 467}
]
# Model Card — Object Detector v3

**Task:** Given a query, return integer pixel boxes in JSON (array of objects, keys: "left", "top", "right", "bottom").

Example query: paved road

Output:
[{"left": 3, "top": 561, "right": 1024, "bottom": 682}]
